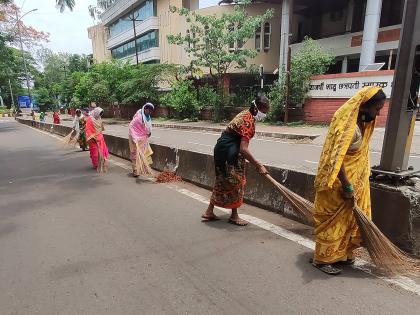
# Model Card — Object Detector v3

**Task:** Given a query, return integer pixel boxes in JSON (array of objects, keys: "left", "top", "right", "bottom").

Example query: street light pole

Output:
[{"left": 14, "top": 8, "right": 38, "bottom": 108}]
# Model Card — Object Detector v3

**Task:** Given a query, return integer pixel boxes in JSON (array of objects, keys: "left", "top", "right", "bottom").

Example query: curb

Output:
[{"left": 152, "top": 123, "right": 320, "bottom": 141}]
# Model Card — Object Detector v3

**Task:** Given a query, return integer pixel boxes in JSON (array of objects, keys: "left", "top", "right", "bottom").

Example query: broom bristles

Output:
[
  {"left": 62, "top": 130, "right": 74, "bottom": 146},
  {"left": 353, "top": 205, "right": 420, "bottom": 276},
  {"left": 135, "top": 142, "right": 152, "bottom": 176},
  {"left": 264, "top": 173, "right": 420, "bottom": 275}
]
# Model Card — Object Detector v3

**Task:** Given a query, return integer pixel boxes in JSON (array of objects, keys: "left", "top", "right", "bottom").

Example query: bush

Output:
[
  {"left": 197, "top": 84, "right": 220, "bottom": 109},
  {"left": 161, "top": 80, "right": 200, "bottom": 119},
  {"left": 268, "top": 37, "right": 334, "bottom": 121}
]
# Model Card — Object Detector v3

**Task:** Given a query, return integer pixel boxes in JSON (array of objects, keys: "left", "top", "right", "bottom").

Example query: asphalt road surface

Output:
[{"left": 1, "top": 118, "right": 420, "bottom": 315}]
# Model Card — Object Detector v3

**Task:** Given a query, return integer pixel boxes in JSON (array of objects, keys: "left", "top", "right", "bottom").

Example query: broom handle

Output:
[{"left": 264, "top": 173, "right": 284, "bottom": 191}]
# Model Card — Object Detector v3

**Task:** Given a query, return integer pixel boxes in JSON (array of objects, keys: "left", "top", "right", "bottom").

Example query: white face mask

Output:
[{"left": 252, "top": 100, "right": 267, "bottom": 121}]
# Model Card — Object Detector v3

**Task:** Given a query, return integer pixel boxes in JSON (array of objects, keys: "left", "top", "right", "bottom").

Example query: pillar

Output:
[
  {"left": 345, "top": 0, "right": 355, "bottom": 33},
  {"left": 359, "top": 0, "right": 383, "bottom": 71},
  {"left": 279, "top": 0, "right": 293, "bottom": 73},
  {"left": 341, "top": 56, "right": 348, "bottom": 73}
]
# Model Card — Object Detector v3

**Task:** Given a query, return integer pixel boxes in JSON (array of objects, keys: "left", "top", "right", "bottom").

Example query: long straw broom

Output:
[
  {"left": 264, "top": 173, "right": 420, "bottom": 276},
  {"left": 135, "top": 141, "right": 153, "bottom": 176},
  {"left": 62, "top": 130, "right": 75, "bottom": 146}
]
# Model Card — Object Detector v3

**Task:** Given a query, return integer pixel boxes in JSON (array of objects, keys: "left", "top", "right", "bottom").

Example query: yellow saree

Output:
[{"left": 313, "top": 86, "right": 381, "bottom": 264}]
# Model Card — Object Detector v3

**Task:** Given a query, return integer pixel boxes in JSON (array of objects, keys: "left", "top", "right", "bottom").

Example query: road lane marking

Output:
[
  {"left": 21, "top": 122, "right": 420, "bottom": 295},
  {"left": 304, "top": 160, "right": 318, "bottom": 164},
  {"left": 165, "top": 185, "right": 420, "bottom": 296}
]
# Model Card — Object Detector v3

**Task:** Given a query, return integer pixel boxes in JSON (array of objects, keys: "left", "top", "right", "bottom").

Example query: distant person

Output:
[
  {"left": 53, "top": 110, "right": 60, "bottom": 124},
  {"left": 78, "top": 109, "right": 89, "bottom": 151},
  {"left": 311, "top": 87, "right": 386, "bottom": 275},
  {"left": 85, "top": 107, "right": 109, "bottom": 171},
  {"left": 128, "top": 103, "right": 154, "bottom": 177},
  {"left": 201, "top": 94, "right": 269, "bottom": 226}
]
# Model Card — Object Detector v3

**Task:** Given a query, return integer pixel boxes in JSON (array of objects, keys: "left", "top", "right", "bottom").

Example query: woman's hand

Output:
[
  {"left": 341, "top": 183, "right": 355, "bottom": 200},
  {"left": 256, "top": 163, "right": 268, "bottom": 174}
]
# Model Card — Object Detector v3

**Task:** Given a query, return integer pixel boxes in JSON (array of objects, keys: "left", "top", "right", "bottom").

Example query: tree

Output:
[
  {"left": 268, "top": 37, "right": 334, "bottom": 121},
  {"left": 88, "top": 0, "right": 117, "bottom": 20},
  {"left": 34, "top": 87, "right": 55, "bottom": 111},
  {"left": 167, "top": 0, "right": 273, "bottom": 120},
  {"left": 0, "top": 2, "right": 49, "bottom": 49},
  {"left": 118, "top": 64, "right": 178, "bottom": 104},
  {"left": 56, "top": 0, "right": 75, "bottom": 12},
  {"left": 0, "top": 33, "right": 38, "bottom": 107}
]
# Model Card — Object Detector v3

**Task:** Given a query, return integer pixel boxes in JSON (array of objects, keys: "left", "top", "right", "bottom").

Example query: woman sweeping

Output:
[
  {"left": 128, "top": 103, "right": 154, "bottom": 177},
  {"left": 312, "top": 86, "right": 386, "bottom": 275},
  {"left": 53, "top": 110, "right": 60, "bottom": 124},
  {"left": 202, "top": 95, "right": 269, "bottom": 226},
  {"left": 86, "top": 107, "right": 109, "bottom": 171}
]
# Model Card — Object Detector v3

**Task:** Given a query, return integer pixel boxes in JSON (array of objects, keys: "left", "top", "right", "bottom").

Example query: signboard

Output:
[
  {"left": 18, "top": 95, "right": 32, "bottom": 109},
  {"left": 308, "top": 73, "right": 393, "bottom": 98}
]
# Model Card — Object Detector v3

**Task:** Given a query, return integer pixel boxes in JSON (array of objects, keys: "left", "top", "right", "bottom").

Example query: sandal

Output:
[
  {"left": 228, "top": 218, "right": 248, "bottom": 226},
  {"left": 309, "top": 258, "right": 341, "bottom": 275},
  {"left": 201, "top": 214, "right": 220, "bottom": 221},
  {"left": 334, "top": 258, "right": 356, "bottom": 266}
]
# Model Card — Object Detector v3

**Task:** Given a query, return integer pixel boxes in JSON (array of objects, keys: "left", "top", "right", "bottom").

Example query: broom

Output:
[
  {"left": 62, "top": 130, "right": 75, "bottom": 146},
  {"left": 96, "top": 143, "right": 107, "bottom": 173},
  {"left": 264, "top": 173, "right": 420, "bottom": 276},
  {"left": 135, "top": 141, "right": 153, "bottom": 176},
  {"left": 68, "top": 131, "right": 80, "bottom": 146}
]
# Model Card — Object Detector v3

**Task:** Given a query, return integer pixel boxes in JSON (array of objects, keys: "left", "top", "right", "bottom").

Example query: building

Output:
[
  {"left": 88, "top": 0, "right": 281, "bottom": 73},
  {"left": 288, "top": 0, "right": 404, "bottom": 73},
  {"left": 88, "top": 24, "right": 112, "bottom": 63}
]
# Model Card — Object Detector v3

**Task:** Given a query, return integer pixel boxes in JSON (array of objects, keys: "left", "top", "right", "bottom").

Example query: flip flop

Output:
[
  {"left": 201, "top": 214, "right": 220, "bottom": 221},
  {"left": 334, "top": 258, "right": 356, "bottom": 266},
  {"left": 228, "top": 218, "right": 248, "bottom": 226},
  {"left": 312, "top": 262, "right": 342, "bottom": 275}
]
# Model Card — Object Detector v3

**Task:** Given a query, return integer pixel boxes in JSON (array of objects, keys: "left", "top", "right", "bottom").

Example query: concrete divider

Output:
[{"left": 17, "top": 118, "right": 420, "bottom": 255}]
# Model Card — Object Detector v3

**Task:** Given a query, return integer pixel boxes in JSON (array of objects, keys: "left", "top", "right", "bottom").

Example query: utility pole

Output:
[
  {"left": 374, "top": 0, "right": 420, "bottom": 179},
  {"left": 124, "top": 6, "right": 143, "bottom": 65}
]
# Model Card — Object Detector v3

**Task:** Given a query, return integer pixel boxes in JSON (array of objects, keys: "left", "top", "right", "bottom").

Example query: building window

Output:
[
  {"left": 111, "top": 30, "right": 159, "bottom": 60},
  {"left": 255, "top": 25, "right": 261, "bottom": 51},
  {"left": 108, "top": 0, "right": 156, "bottom": 38},
  {"left": 263, "top": 22, "right": 271, "bottom": 50}
]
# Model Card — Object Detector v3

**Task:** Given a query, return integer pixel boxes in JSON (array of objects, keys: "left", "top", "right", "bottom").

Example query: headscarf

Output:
[
  {"left": 314, "top": 86, "right": 382, "bottom": 191},
  {"left": 134, "top": 102, "right": 154, "bottom": 134},
  {"left": 91, "top": 107, "right": 104, "bottom": 132}
]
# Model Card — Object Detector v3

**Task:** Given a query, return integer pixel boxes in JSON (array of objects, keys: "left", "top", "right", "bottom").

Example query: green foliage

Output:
[
  {"left": 33, "top": 87, "right": 55, "bottom": 111},
  {"left": 161, "top": 80, "right": 200, "bottom": 119},
  {"left": 0, "top": 34, "right": 38, "bottom": 107},
  {"left": 34, "top": 48, "right": 92, "bottom": 107},
  {"left": 196, "top": 84, "right": 220, "bottom": 109},
  {"left": 167, "top": 0, "right": 273, "bottom": 121},
  {"left": 268, "top": 37, "right": 334, "bottom": 121},
  {"left": 119, "top": 64, "right": 177, "bottom": 104}
]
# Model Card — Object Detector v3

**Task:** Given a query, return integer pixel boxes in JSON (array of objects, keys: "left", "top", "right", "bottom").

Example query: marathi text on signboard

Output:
[{"left": 308, "top": 73, "right": 393, "bottom": 98}]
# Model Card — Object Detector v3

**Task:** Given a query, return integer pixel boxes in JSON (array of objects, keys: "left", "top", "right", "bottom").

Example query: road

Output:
[
  {"left": 56, "top": 116, "right": 420, "bottom": 174},
  {"left": 1, "top": 118, "right": 420, "bottom": 314}
]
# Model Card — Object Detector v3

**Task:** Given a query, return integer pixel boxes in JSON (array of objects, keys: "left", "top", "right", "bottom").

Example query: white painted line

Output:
[
  {"left": 155, "top": 128, "right": 220, "bottom": 136},
  {"left": 304, "top": 160, "right": 318, "bottom": 164},
  {"left": 22, "top": 122, "right": 420, "bottom": 296},
  {"left": 187, "top": 142, "right": 213, "bottom": 147}
]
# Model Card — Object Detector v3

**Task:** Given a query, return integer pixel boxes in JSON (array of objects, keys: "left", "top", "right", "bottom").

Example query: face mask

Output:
[
  {"left": 360, "top": 112, "right": 375, "bottom": 122},
  {"left": 252, "top": 100, "right": 267, "bottom": 121}
]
